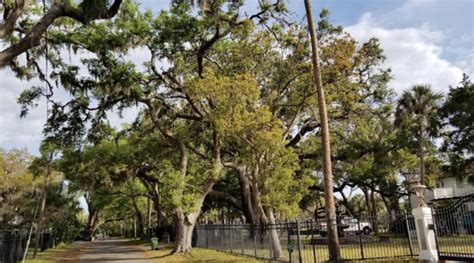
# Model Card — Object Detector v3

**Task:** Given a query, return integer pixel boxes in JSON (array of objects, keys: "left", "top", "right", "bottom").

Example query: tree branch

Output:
[
  {"left": 0, "top": 0, "right": 123, "bottom": 67},
  {"left": 0, "top": 0, "right": 31, "bottom": 38},
  {"left": 286, "top": 119, "right": 320, "bottom": 148},
  {"left": 208, "top": 190, "right": 242, "bottom": 210}
]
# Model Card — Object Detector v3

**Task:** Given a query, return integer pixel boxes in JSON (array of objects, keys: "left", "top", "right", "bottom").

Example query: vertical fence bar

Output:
[
  {"left": 461, "top": 203, "right": 469, "bottom": 253},
  {"left": 287, "top": 222, "right": 293, "bottom": 263},
  {"left": 221, "top": 226, "right": 224, "bottom": 250},
  {"left": 205, "top": 227, "right": 209, "bottom": 248},
  {"left": 268, "top": 225, "right": 273, "bottom": 260},
  {"left": 229, "top": 226, "right": 233, "bottom": 253},
  {"left": 240, "top": 226, "right": 244, "bottom": 255},
  {"left": 357, "top": 218, "right": 365, "bottom": 260},
  {"left": 405, "top": 212, "right": 414, "bottom": 257},
  {"left": 310, "top": 220, "right": 317, "bottom": 263},
  {"left": 296, "top": 220, "right": 303, "bottom": 263},
  {"left": 253, "top": 226, "right": 257, "bottom": 258},
  {"left": 431, "top": 206, "right": 441, "bottom": 259}
]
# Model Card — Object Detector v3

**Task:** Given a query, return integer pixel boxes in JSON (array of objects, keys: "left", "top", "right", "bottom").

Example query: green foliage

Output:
[
  {"left": 441, "top": 74, "right": 474, "bottom": 182},
  {"left": 0, "top": 148, "right": 38, "bottom": 229},
  {"left": 395, "top": 84, "right": 443, "bottom": 185},
  {"left": 79, "top": 0, "right": 109, "bottom": 22},
  {"left": 45, "top": 185, "right": 83, "bottom": 242},
  {"left": 0, "top": 147, "right": 81, "bottom": 241},
  {"left": 396, "top": 85, "right": 443, "bottom": 138},
  {"left": 18, "top": 86, "right": 43, "bottom": 118},
  {"left": 12, "top": 1, "right": 467, "bottom": 229}
]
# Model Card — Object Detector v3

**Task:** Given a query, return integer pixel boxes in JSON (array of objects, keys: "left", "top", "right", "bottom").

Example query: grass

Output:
[
  {"left": 199, "top": 235, "right": 420, "bottom": 262},
  {"left": 203, "top": 234, "right": 474, "bottom": 262},
  {"left": 437, "top": 235, "right": 474, "bottom": 254},
  {"left": 131, "top": 241, "right": 264, "bottom": 262},
  {"left": 131, "top": 238, "right": 417, "bottom": 262},
  {"left": 147, "top": 248, "right": 264, "bottom": 262},
  {"left": 20, "top": 235, "right": 473, "bottom": 263},
  {"left": 23, "top": 242, "right": 80, "bottom": 263}
]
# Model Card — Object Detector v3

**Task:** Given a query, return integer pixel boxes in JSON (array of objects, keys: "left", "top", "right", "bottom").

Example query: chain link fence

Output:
[{"left": 195, "top": 213, "right": 418, "bottom": 262}]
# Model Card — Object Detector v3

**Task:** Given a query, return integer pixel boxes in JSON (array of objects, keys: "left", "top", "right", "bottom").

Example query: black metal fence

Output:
[
  {"left": 0, "top": 230, "right": 57, "bottom": 263},
  {"left": 0, "top": 230, "right": 28, "bottom": 263},
  {"left": 195, "top": 214, "right": 418, "bottom": 262},
  {"left": 433, "top": 193, "right": 474, "bottom": 261}
]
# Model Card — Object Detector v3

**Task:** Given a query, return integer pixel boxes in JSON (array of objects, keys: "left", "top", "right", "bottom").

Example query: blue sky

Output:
[{"left": 0, "top": 0, "right": 473, "bottom": 155}]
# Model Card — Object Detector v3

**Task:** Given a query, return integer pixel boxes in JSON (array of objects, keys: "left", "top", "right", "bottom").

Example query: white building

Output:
[
  {"left": 409, "top": 175, "right": 474, "bottom": 208},
  {"left": 426, "top": 175, "right": 474, "bottom": 202}
]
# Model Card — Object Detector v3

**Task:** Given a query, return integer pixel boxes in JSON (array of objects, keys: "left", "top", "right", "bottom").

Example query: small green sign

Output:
[{"left": 287, "top": 243, "right": 294, "bottom": 253}]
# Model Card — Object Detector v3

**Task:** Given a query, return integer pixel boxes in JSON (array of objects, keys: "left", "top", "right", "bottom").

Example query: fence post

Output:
[
  {"left": 310, "top": 220, "right": 317, "bottom": 263},
  {"left": 240, "top": 226, "right": 244, "bottom": 255},
  {"left": 412, "top": 206, "right": 438, "bottom": 261},
  {"left": 253, "top": 225, "right": 257, "bottom": 258},
  {"left": 230, "top": 226, "right": 233, "bottom": 253},
  {"left": 287, "top": 222, "right": 293, "bottom": 263},
  {"left": 221, "top": 226, "right": 225, "bottom": 250},
  {"left": 431, "top": 207, "right": 441, "bottom": 259},
  {"left": 268, "top": 225, "right": 273, "bottom": 259},
  {"left": 205, "top": 227, "right": 209, "bottom": 248},
  {"left": 296, "top": 220, "right": 303, "bottom": 263},
  {"left": 357, "top": 218, "right": 365, "bottom": 260},
  {"left": 404, "top": 212, "right": 414, "bottom": 257}
]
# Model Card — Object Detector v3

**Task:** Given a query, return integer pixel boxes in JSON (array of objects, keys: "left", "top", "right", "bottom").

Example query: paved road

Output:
[{"left": 78, "top": 239, "right": 154, "bottom": 262}]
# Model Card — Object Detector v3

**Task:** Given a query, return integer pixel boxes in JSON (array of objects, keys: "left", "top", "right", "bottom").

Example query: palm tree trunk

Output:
[
  {"left": 304, "top": 0, "right": 341, "bottom": 260},
  {"left": 419, "top": 117, "right": 425, "bottom": 185}
]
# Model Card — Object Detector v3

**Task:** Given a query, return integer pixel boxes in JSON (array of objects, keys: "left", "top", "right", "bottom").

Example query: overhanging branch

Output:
[{"left": 0, "top": 0, "right": 123, "bottom": 67}]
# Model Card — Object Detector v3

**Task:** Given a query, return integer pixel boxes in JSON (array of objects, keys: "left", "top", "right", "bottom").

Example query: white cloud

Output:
[
  {"left": 347, "top": 13, "right": 464, "bottom": 94},
  {"left": 0, "top": 69, "right": 47, "bottom": 155},
  {"left": 106, "top": 106, "right": 141, "bottom": 130},
  {"left": 0, "top": 46, "right": 146, "bottom": 155},
  {"left": 0, "top": 64, "right": 141, "bottom": 155}
]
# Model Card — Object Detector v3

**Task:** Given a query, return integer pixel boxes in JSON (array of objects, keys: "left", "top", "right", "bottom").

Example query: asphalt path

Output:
[{"left": 78, "top": 239, "right": 154, "bottom": 263}]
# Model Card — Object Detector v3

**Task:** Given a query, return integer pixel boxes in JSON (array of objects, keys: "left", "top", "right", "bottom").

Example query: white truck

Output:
[{"left": 318, "top": 218, "right": 372, "bottom": 237}]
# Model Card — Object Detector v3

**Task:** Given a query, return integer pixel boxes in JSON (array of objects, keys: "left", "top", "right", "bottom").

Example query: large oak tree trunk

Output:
[
  {"left": 131, "top": 184, "right": 145, "bottom": 239},
  {"left": 148, "top": 183, "right": 167, "bottom": 227},
  {"left": 172, "top": 209, "right": 198, "bottom": 253},
  {"left": 339, "top": 191, "right": 357, "bottom": 217},
  {"left": 172, "top": 182, "right": 216, "bottom": 254},
  {"left": 265, "top": 208, "right": 283, "bottom": 260},
  {"left": 132, "top": 199, "right": 145, "bottom": 239},
  {"left": 248, "top": 170, "right": 283, "bottom": 260},
  {"left": 370, "top": 190, "right": 379, "bottom": 234},
  {"left": 362, "top": 187, "right": 372, "bottom": 217},
  {"left": 172, "top": 138, "right": 222, "bottom": 254},
  {"left": 237, "top": 166, "right": 257, "bottom": 225},
  {"left": 84, "top": 210, "right": 98, "bottom": 240}
]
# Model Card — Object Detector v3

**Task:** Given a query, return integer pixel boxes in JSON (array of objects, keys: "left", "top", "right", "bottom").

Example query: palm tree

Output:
[
  {"left": 304, "top": 0, "right": 341, "bottom": 261},
  {"left": 395, "top": 85, "right": 442, "bottom": 186}
]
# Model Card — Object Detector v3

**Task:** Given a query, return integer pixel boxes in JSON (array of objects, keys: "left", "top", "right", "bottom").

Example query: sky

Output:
[{"left": 0, "top": 0, "right": 473, "bottom": 156}]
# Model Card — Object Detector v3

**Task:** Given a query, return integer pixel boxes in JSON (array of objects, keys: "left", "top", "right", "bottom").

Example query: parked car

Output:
[{"left": 319, "top": 218, "right": 372, "bottom": 237}]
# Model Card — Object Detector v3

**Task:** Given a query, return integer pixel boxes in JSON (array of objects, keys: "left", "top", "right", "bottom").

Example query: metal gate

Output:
[{"left": 433, "top": 193, "right": 474, "bottom": 261}]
